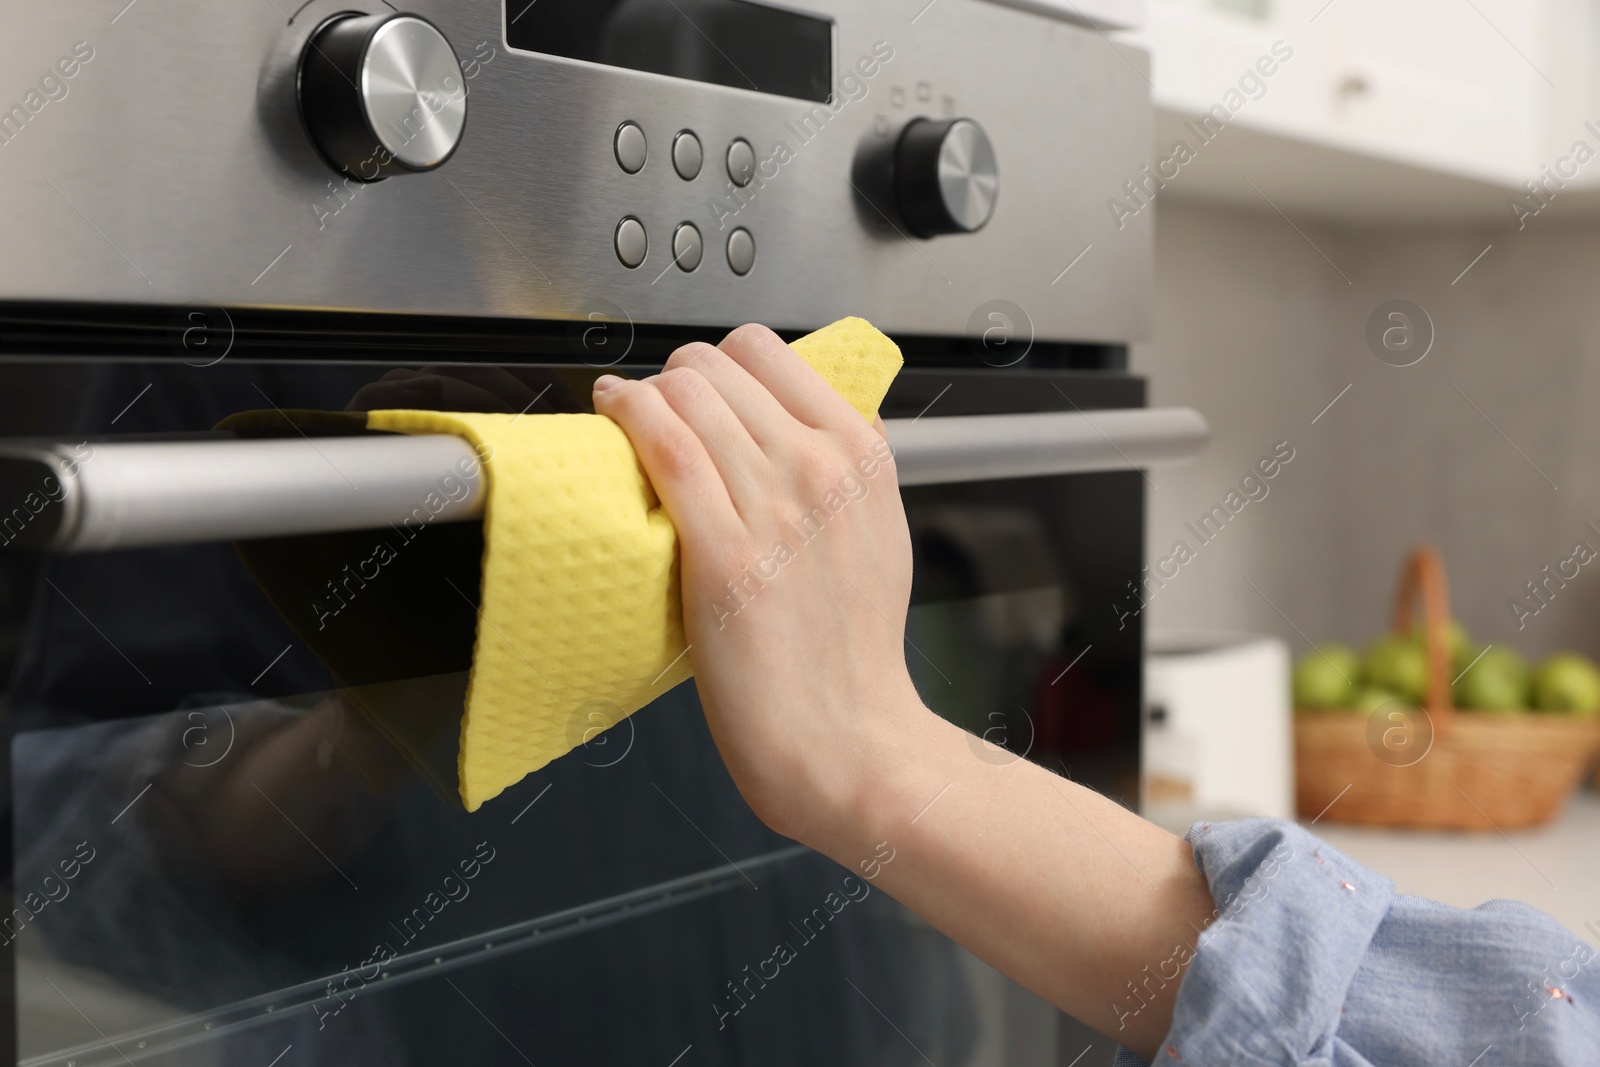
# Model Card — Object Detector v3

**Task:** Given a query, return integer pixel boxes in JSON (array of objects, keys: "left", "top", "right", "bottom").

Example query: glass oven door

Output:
[{"left": 0, "top": 350, "right": 1155, "bottom": 1067}]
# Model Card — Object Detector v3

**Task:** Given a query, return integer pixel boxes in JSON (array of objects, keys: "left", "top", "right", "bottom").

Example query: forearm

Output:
[{"left": 804, "top": 701, "right": 1213, "bottom": 1061}]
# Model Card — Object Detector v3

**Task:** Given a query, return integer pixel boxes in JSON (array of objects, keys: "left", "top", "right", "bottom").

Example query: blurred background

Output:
[
  {"left": 1123, "top": 0, "right": 1599, "bottom": 648},
  {"left": 1120, "top": 0, "right": 1600, "bottom": 939}
]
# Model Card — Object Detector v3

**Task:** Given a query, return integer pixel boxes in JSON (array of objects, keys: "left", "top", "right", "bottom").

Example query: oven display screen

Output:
[{"left": 505, "top": 0, "right": 833, "bottom": 102}]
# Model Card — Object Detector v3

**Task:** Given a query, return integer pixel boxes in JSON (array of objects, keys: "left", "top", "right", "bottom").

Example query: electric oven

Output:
[{"left": 0, "top": 1, "right": 1202, "bottom": 1064}]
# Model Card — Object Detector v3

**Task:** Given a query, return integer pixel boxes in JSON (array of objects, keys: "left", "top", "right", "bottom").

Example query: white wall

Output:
[{"left": 1135, "top": 199, "right": 1600, "bottom": 661}]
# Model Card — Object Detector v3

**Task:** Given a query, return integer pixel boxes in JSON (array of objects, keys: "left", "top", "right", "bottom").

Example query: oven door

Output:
[{"left": 0, "top": 347, "right": 1198, "bottom": 1067}]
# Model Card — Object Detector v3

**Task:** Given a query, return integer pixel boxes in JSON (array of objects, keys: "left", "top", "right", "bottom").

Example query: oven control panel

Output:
[
  {"left": 0, "top": 0, "right": 1151, "bottom": 343},
  {"left": 604, "top": 120, "right": 762, "bottom": 276}
]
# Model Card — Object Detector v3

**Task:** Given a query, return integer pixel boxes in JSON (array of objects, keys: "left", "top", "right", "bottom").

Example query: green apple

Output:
[
  {"left": 1366, "top": 635, "right": 1428, "bottom": 704},
  {"left": 1454, "top": 646, "right": 1529, "bottom": 712},
  {"left": 1532, "top": 653, "right": 1600, "bottom": 715},
  {"left": 1293, "top": 644, "right": 1360, "bottom": 708},
  {"left": 1352, "top": 686, "right": 1410, "bottom": 712},
  {"left": 1410, "top": 620, "right": 1472, "bottom": 669}
]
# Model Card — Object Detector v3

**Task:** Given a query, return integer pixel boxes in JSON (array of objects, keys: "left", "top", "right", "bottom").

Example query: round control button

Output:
[
  {"left": 297, "top": 13, "right": 467, "bottom": 179},
  {"left": 726, "top": 139, "right": 756, "bottom": 187},
  {"left": 893, "top": 117, "right": 999, "bottom": 237},
  {"left": 614, "top": 216, "right": 647, "bottom": 268},
  {"left": 672, "top": 131, "right": 703, "bottom": 180},
  {"left": 726, "top": 228, "right": 755, "bottom": 276},
  {"left": 614, "top": 122, "right": 647, "bottom": 173},
  {"left": 672, "top": 223, "right": 703, "bottom": 272}
]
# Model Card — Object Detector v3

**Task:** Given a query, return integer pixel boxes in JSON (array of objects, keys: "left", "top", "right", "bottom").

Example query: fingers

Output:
[
  {"left": 594, "top": 322, "right": 887, "bottom": 541},
  {"left": 715, "top": 324, "right": 867, "bottom": 433},
  {"left": 592, "top": 376, "right": 738, "bottom": 544},
  {"left": 649, "top": 366, "right": 773, "bottom": 515},
  {"left": 664, "top": 342, "right": 795, "bottom": 450}
]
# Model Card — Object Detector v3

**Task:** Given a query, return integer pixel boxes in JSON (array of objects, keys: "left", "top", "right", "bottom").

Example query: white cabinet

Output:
[
  {"left": 1119, "top": 0, "right": 1600, "bottom": 221},
  {"left": 1312, "top": 0, "right": 1545, "bottom": 184},
  {"left": 1122, "top": 0, "right": 1319, "bottom": 139}
]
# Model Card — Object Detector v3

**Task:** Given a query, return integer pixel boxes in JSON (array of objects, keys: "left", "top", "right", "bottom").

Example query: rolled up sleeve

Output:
[{"left": 1113, "top": 819, "right": 1600, "bottom": 1066}]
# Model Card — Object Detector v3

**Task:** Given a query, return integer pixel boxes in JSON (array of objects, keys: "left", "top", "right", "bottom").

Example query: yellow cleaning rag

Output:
[{"left": 367, "top": 318, "right": 903, "bottom": 810}]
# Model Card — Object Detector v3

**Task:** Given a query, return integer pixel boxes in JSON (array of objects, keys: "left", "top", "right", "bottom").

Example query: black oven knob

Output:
[
  {"left": 297, "top": 13, "right": 467, "bottom": 181},
  {"left": 893, "top": 118, "right": 999, "bottom": 237}
]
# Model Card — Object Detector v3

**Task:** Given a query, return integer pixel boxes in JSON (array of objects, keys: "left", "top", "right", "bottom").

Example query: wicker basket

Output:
[{"left": 1294, "top": 546, "right": 1600, "bottom": 830}]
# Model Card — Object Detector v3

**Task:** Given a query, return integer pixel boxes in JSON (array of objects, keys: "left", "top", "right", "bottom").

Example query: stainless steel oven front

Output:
[{"left": 0, "top": 2, "right": 1199, "bottom": 1065}]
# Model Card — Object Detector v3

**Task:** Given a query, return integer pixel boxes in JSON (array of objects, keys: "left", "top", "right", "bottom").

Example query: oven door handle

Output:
[
  {"left": 0, "top": 407, "right": 1207, "bottom": 552},
  {"left": 889, "top": 406, "right": 1208, "bottom": 486}
]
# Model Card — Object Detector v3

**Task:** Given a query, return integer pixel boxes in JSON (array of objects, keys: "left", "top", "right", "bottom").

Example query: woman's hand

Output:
[
  {"left": 592, "top": 323, "right": 927, "bottom": 847},
  {"left": 595, "top": 324, "right": 1216, "bottom": 1059}
]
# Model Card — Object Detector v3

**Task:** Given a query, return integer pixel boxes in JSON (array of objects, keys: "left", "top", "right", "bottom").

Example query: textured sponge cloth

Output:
[{"left": 366, "top": 318, "right": 903, "bottom": 810}]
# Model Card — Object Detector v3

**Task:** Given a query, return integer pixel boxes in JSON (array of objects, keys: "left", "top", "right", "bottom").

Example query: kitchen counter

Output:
[{"left": 1309, "top": 791, "right": 1600, "bottom": 940}]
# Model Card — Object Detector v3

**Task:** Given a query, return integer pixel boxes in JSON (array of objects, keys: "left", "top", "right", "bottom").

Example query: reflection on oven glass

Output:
[
  {"left": 9, "top": 588, "right": 1080, "bottom": 1067},
  {"left": 14, "top": 682, "right": 1000, "bottom": 1065},
  {"left": 7, "top": 661, "right": 1080, "bottom": 1065},
  {"left": 909, "top": 586, "right": 1064, "bottom": 759},
  {"left": 905, "top": 502, "right": 1125, "bottom": 774}
]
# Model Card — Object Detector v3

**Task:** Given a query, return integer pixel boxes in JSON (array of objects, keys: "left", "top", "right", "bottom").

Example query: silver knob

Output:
[
  {"left": 893, "top": 118, "right": 999, "bottom": 237},
  {"left": 297, "top": 13, "right": 467, "bottom": 180}
]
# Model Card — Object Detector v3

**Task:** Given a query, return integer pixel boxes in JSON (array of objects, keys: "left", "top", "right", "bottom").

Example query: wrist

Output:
[{"left": 790, "top": 689, "right": 955, "bottom": 866}]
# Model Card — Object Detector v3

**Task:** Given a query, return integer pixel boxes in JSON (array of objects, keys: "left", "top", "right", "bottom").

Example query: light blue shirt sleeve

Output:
[{"left": 1113, "top": 818, "right": 1600, "bottom": 1066}]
